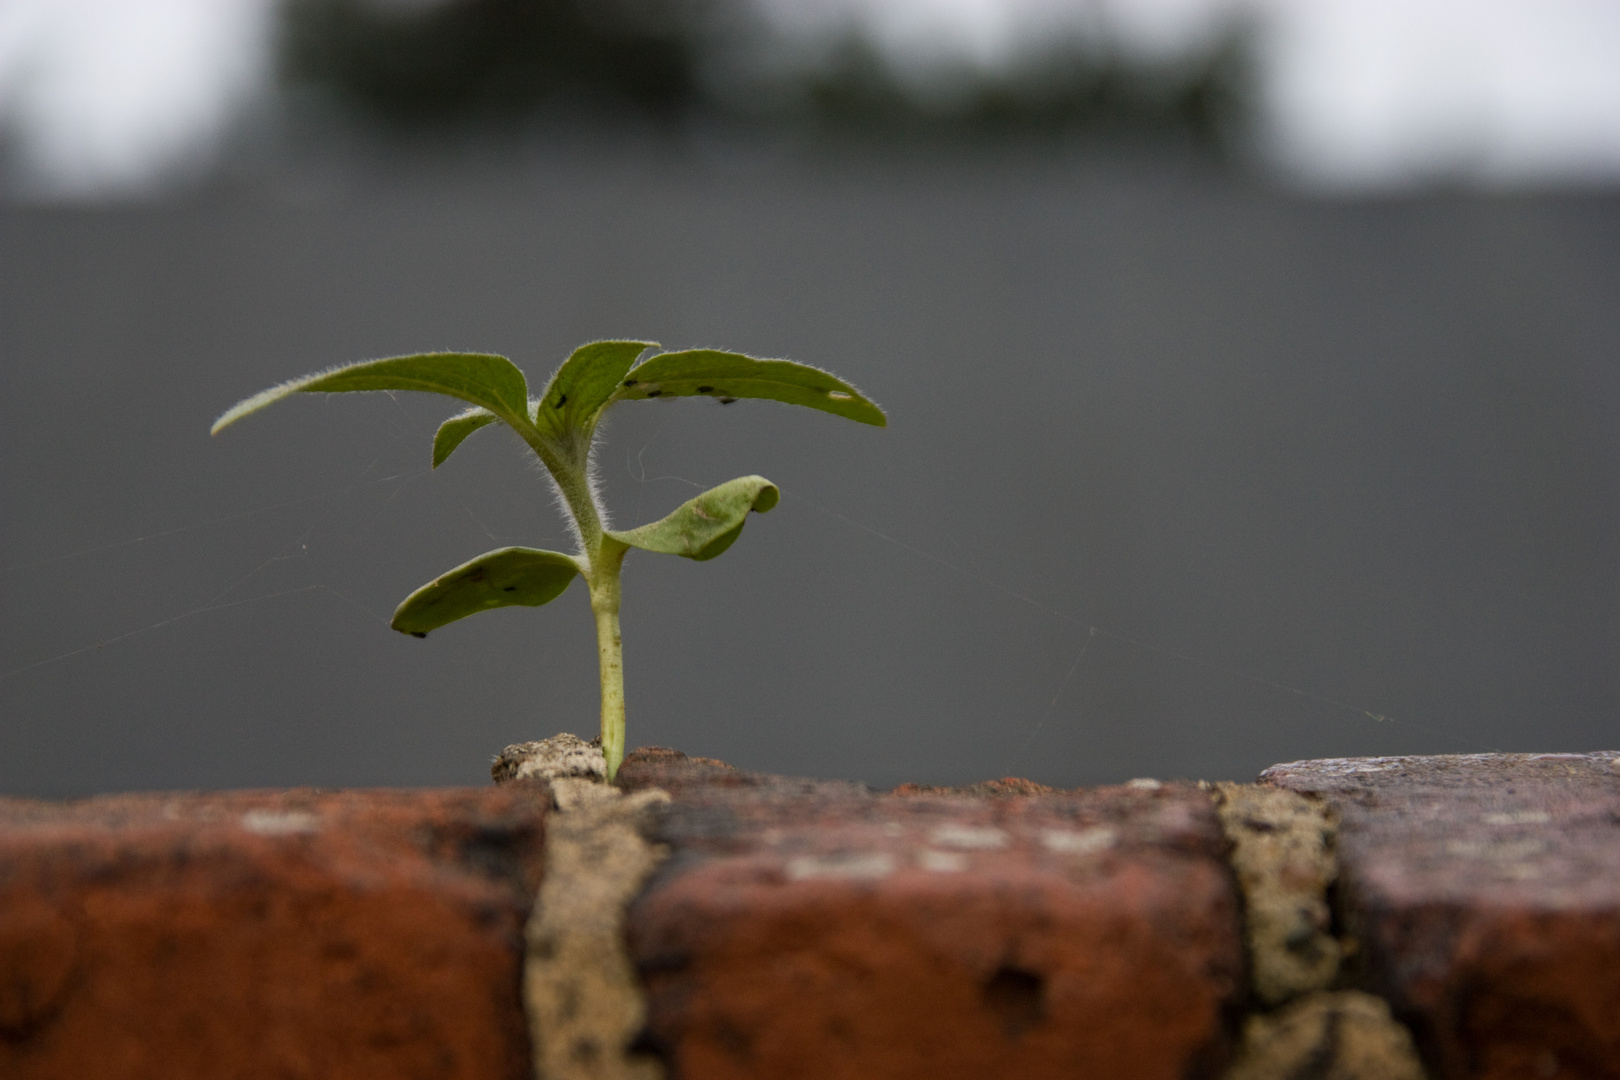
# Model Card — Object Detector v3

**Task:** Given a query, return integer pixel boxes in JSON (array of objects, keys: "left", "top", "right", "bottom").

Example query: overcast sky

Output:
[{"left": 1, "top": 0, "right": 1619, "bottom": 194}]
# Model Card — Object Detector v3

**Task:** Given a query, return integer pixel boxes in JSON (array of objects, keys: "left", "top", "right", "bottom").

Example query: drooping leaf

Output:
[
  {"left": 533, "top": 339, "right": 658, "bottom": 447},
  {"left": 612, "top": 349, "right": 885, "bottom": 427},
  {"left": 391, "top": 547, "right": 582, "bottom": 637},
  {"left": 607, "top": 475, "right": 780, "bottom": 561},
  {"left": 433, "top": 406, "right": 498, "bottom": 468},
  {"left": 212, "top": 352, "right": 531, "bottom": 435}
]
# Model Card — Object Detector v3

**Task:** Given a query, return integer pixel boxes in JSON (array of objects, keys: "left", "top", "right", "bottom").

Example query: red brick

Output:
[
  {"left": 622, "top": 763, "right": 1244, "bottom": 1080},
  {"left": 614, "top": 746, "right": 745, "bottom": 796},
  {"left": 891, "top": 777, "right": 1060, "bottom": 797},
  {"left": 0, "top": 785, "right": 550, "bottom": 1080},
  {"left": 1262, "top": 752, "right": 1620, "bottom": 1080}
]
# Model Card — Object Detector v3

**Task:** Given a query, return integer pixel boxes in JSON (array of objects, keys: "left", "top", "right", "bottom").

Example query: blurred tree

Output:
[
  {"left": 280, "top": 0, "right": 705, "bottom": 122},
  {"left": 278, "top": 0, "right": 1252, "bottom": 152},
  {"left": 797, "top": 31, "right": 1251, "bottom": 152}
]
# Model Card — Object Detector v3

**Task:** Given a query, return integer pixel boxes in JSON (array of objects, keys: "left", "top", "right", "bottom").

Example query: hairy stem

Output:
[
  {"left": 588, "top": 539, "right": 629, "bottom": 781},
  {"left": 515, "top": 421, "right": 604, "bottom": 554},
  {"left": 523, "top": 420, "right": 627, "bottom": 780},
  {"left": 552, "top": 457, "right": 606, "bottom": 555},
  {"left": 590, "top": 584, "right": 625, "bottom": 781}
]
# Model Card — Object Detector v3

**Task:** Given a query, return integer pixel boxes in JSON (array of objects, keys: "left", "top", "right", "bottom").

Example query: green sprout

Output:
[{"left": 212, "top": 341, "right": 884, "bottom": 780}]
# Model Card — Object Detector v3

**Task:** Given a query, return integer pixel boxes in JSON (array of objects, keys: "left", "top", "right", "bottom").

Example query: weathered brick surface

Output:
[
  {"left": 620, "top": 754, "right": 1245, "bottom": 1080},
  {"left": 17, "top": 747, "right": 1608, "bottom": 1080},
  {"left": 0, "top": 785, "right": 550, "bottom": 1080},
  {"left": 613, "top": 746, "right": 744, "bottom": 797},
  {"left": 1262, "top": 752, "right": 1620, "bottom": 1080}
]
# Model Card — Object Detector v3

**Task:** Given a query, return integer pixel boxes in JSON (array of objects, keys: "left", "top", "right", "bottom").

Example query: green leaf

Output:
[
  {"left": 607, "top": 475, "right": 780, "bottom": 562},
  {"left": 433, "top": 407, "right": 498, "bottom": 468},
  {"left": 533, "top": 340, "right": 658, "bottom": 445},
  {"left": 612, "top": 349, "right": 885, "bottom": 427},
  {"left": 391, "top": 547, "right": 582, "bottom": 637},
  {"left": 212, "top": 352, "right": 531, "bottom": 435}
]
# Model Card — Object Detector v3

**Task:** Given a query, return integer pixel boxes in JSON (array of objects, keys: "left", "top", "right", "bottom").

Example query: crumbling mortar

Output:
[
  {"left": 497, "top": 735, "right": 670, "bottom": 1080},
  {"left": 1207, "top": 782, "right": 1343, "bottom": 1007},
  {"left": 1206, "top": 781, "right": 1430, "bottom": 1080}
]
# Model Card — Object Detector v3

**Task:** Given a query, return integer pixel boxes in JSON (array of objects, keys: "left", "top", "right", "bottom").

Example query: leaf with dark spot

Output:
[
  {"left": 532, "top": 340, "right": 656, "bottom": 446},
  {"left": 392, "top": 547, "right": 582, "bottom": 636},
  {"left": 612, "top": 349, "right": 884, "bottom": 426}
]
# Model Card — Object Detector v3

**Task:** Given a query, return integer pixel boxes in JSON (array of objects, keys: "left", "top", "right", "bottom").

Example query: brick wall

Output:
[{"left": 2, "top": 743, "right": 1615, "bottom": 1079}]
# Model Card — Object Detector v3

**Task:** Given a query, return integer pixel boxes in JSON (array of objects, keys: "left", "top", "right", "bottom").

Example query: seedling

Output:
[{"left": 212, "top": 341, "right": 884, "bottom": 779}]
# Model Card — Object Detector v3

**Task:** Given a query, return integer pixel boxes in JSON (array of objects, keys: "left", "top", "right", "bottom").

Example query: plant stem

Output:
[
  {"left": 588, "top": 541, "right": 629, "bottom": 781},
  {"left": 590, "top": 589, "right": 625, "bottom": 781},
  {"left": 518, "top": 422, "right": 628, "bottom": 780}
]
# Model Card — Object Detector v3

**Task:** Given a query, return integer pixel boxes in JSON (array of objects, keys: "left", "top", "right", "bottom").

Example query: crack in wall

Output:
[
  {"left": 1209, "top": 782, "right": 1342, "bottom": 1006},
  {"left": 497, "top": 734, "right": 669, "bottom": 1080},
  {"left": 524, "top": 780, "right": 670, "bottom": 1080},
  {"left": 1209, "top": 782, "right": 1429, "bottom": 1080}
]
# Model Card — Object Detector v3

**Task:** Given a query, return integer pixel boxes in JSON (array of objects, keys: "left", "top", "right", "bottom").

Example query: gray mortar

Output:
[
  {"left": 518, "top": 739, "right": 669, "bottom": 1080},
  {"left": 525, "top": 785, "right": 670, "bottom": 1080},
  {"left": 1209, "top": 782, "right": 1342, "bottom": 1005},
  {"left": 494, "top": 734, "right": 607, "bottom": 784},
  {"left": 1224, "top": 991, "right": 1427, "bottom": 1080}
]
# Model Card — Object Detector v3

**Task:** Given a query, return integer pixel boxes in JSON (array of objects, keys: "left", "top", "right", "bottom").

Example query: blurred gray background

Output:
[{"left": 2, "top": 0, "right": 1617, "bottom": 796}]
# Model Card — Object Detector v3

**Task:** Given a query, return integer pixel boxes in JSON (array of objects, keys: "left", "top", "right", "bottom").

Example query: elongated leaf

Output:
[
  {"left": 391, "top": 547, "right": 581, "bottom": 637},
  {"left": 533, "top": 339, "right": 657, "bottom": 445},
  {"left": 607, "top": 475, "right": 780, "bottom": 561},
  {"left": 433, "top": 407, "right": 498, "bottom": 468},
  {"left": 212, "top": 352, "right": 531, "bottom": 435},
  {"left": 612, "top": 349, "right": 885, "bottom": 427}
]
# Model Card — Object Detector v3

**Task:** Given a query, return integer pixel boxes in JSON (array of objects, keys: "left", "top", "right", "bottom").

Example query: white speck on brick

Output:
[
  {"left": 1126, "top": 778, "right": 1162, "bottom": 791},
  {"left": 1482, "top": 811, "right": 1552, "bottom": 826},
  {"left": 1446, "top": 838, "right": 1547, "bottom": 860},
  {"left": 916, "top": 849, "right": 969, "bottom": 873},
  {"left": 240, "top": 810, "right": 319, "bottom": 835},
  {"left": 928, "top": 824, "right": 1008, "bottom": 850},
  {"left": 1040, "top": 827, "right": 1118, "bottom": 855},
  {"left": 1289, "top": 757, "right": 1406, "bottom": 776},
  {"left": 786, "top": 852, "right": 896, "bottom": 881}
]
